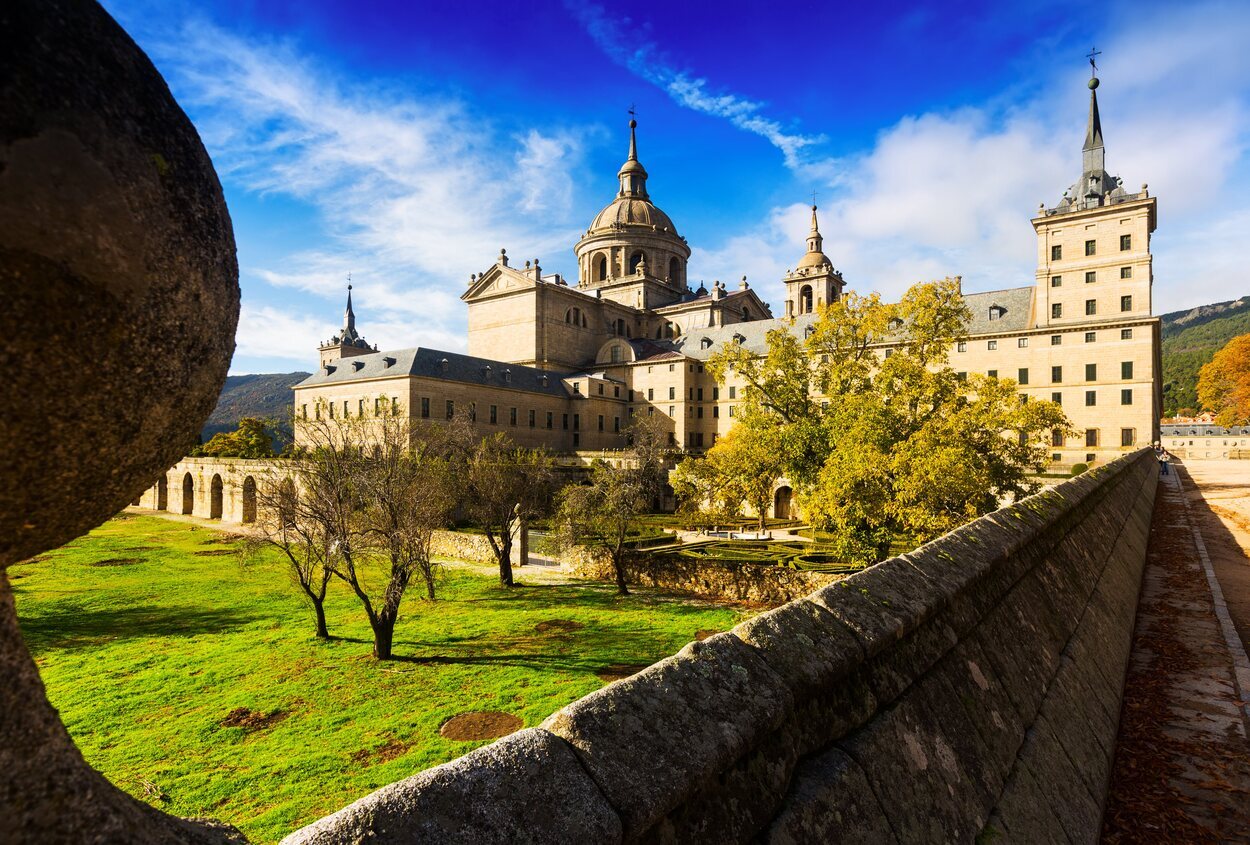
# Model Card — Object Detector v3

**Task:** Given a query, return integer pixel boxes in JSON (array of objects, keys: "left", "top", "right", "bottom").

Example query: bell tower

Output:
[{"left": 782, "top": 205, "right": 844, "bottom": 317}]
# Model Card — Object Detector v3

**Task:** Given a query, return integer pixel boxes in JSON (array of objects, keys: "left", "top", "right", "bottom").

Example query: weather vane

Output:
[
  {"left": 811, "top": 189, "right": 818, "bottom": 207},
  {"left": 347, "top": 271, "right": 352, "bottom": 290},
  {"left": 628, "top": 103, "right": 636, "bottom": 119},
  {"left": 1087, "top": 46, "right": 1101, "bottom": 76}
]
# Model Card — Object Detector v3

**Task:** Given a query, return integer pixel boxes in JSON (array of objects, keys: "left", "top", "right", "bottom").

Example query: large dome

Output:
[{"left": 590, "top": 197, "right": 678, "bottom": 234}]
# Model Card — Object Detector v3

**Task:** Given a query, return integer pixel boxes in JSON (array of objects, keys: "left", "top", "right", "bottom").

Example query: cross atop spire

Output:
[{"left": 1087, "top": 46, "right": 1101, "bottom": 76}]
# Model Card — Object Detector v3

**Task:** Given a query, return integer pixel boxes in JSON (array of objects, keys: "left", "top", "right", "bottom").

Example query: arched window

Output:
[
  {"left": 181, "top": 473, "right": 194, "bottom": 515},
  {"left": 565, "top": 308, "right": 573, "bottom": 324},
  {"left": 581, "top": 312, "right": 588, "bottom": 328},
  {"left": 800, "top": 285, "right": 813, "bottom": 314},
  {"left": 629, "top": 251, "right": 645, "bottom": 274},
  {"left": 610, "top": 345, "right": 621, "bottom": 363},
  {"left": 741, "top": 306, "right": 750, "bottom": 321},
  {"left": 669, "top": 256, "right": 681, "bottom": 285},
  {"left": 595, "top": 255, "right": 608, "bottom": 282},
  {"left": 241, "top": 476, "right": 257, "bottom": 524},
  {"left": 209, "top": 474, "right": 223, "bottom": 520}
]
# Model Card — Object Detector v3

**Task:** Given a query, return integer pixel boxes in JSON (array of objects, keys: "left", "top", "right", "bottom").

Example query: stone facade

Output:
[
  {"left": 293, "top": 73, "right": 1161, "bottom": 468},
  {"left": 1161, "top": 422, "right": 1250, "bottom": 459}
]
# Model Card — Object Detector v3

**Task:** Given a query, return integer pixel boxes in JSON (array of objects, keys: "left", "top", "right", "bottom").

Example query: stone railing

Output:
[{"left": 282, "top": 449, "right": 1158, "bottom": 843}]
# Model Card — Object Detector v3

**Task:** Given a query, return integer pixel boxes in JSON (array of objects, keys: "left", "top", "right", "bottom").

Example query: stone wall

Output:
[
  {"left": 282, "top": 448, "right": 1158, "bottom": 844},
  {"left": 562, "top": 546, "right": 840, "bottom": 606},
  {"left": 429, "top": 530, "right": 496, "bottom": 565}
]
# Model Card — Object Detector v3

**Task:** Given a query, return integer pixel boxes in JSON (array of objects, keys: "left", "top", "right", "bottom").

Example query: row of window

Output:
[
  {"left": 960, "top": 327, "right": 1135, "bottom": 353},
  {"left": 1051, "top": 428, "right": 1137, "bottom": 449},
  {"left": 987, "top": 362, "right": 1137, "bottom": 385},
  {"left": 1050, "top": 234, "right": 1132, "bottom": 261},
  {"left": 302, "top": 396, "right": 401, "bottom": 420},
  {"left": 1048, "top": 296, "right": 1134, "bottom": 319},
  {"left": 641, "top": 385, "right": 739, "bottom": 402},
  {"left": 1049, "top": 266, "right": 1134, "bottom": 287}
]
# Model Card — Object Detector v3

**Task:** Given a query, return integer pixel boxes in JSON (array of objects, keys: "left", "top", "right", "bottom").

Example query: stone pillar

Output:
[{"left": 510, "top": 516, "right": 529, "bottom": 568}]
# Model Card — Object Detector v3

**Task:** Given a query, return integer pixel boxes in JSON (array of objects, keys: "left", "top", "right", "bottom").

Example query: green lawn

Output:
[{"left": 10, "top": 515, "right": 745, "bottom": 843}]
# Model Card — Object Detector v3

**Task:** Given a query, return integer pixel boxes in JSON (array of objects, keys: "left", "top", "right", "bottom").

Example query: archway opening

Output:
[
  {"left": 774, "top": 486, "right": 793, "bottom": 520},
  {"left": 800, "top": 286, "right": 813, "bottom": 315},
  {"left": 595, "top": 255, "right": 608, "bottom": 282},
  {"left": 210, "top": 474, "right": 223, "bottom": 520},
  {"left": 241, "top": 476, "right": 257, "bottom": 524},
  {"left": 669, "top": 256, "right": 681, "bottom": 286},
  {"left": 156, "top": 476, "right": 167, "bottom": 511},
  {"left": 181, "top": 473, "right": 194, "bottom": 515},
  {"left": 628, "top": 251, "right": 644, "bottom": 274}
]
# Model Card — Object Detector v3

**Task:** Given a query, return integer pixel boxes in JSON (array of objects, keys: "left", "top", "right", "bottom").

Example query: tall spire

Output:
[
  {"left": 1082, "top": 77, "right": 1105, "bottom": 175},
  {"left": 807, "top": 204, "right": 823, "bottom": 254},
  {"left": 617, "top": 117, "right": 649, "bottom": 199},
  {"left": 343, "top": 283, "right": 358, "bottom": 340}
]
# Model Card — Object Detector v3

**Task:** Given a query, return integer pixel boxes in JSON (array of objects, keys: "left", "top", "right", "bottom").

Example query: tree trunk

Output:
[
  {"left": 371, "top": 618, "right": 395, "bottom": 660},
  {"left": 612, "top": 551, "right": 630, "bottom": 596},
  {"left": 498, "top": 532, "right": 514, "bottom": 587},
  {"left": 312, "top": 599, "right": 329, "bottom": 640},
  {"left": 423, "top": 568, "right": 436, "bottom": 601}
]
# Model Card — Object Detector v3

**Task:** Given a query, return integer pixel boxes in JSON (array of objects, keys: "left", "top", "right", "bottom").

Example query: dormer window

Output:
[
  {"left": 732, "top": 333, "right": 746, "bottom": 345},
  {"left": 352, "top": 360, "right": 365, "bottom": 371},
  {"left": 700, "top": 337, "right": 712, "bottom": 350},
  {"left": 440, "top": 358, "right": 449, "bottom": 372},
  {"left": 988, "top": 306, "right": 1005, "bottom": 321},
  {"left": 888, "top": 317, "right": 904, "bottom": 331},
  {"left": 503, "top": 368, "right": 512, "bottom": 383},
  {"left": 383, "top": 356, "right": 395, "bottom": 367}
]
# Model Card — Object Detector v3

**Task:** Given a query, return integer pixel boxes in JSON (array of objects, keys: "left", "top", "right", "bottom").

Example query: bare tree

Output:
[
  {"left": 551, "top": 416, "right": 671, "bottom": 596},
  {"left": 463, "top": 433, "right": 558, "bottom": 587},
  {"left": 245, "top": 476, "right": 335, "bottom": 639}
]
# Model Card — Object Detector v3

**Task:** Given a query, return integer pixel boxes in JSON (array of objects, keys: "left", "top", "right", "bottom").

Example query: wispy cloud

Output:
[{"left": 147, "top": 18, "right": 588, "bottom": 370}]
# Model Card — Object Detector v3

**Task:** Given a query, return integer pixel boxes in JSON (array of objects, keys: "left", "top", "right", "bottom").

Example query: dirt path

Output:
[
  {"left": 1102, "top": 468, "right": 1250, "bottom": 843},
  {"left": 1178, "top": 460, "right": 1250, "bottom": 659}
]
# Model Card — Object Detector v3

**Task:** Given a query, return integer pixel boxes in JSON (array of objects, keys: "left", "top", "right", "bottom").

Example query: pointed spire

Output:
[
  {"left": 1083, "top": 80, "right": 1103, "bottom": 152},
  {"left": 343, "top": 284, "right": 358, "bottom": 340},
  {"left": 807, "top": 205, "right": 823, "bottom": 254},
  {"left": 617, "top": 117, "right": 649, "bottom": 199},
  {"left": 1080, "top": 73, "right": 1106, "bottom": 194},
  {"left": 628, "top": 117, "right": 638, "bottom": 162}
]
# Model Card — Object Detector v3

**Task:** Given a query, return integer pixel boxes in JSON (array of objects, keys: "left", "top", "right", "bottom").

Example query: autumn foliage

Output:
[{"left": 1197, "top": 333, "right": 1250, "bottom": 426}]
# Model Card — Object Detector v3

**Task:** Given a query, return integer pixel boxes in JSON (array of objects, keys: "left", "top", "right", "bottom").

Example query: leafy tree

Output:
[
  {"left": 551, "top": 416, "right": 670, "bottom": 595},
  {"left": 193, "top": 417, "right": 277, "bottom": 458},
  {"left": 707, "top": 278, "right": 1072, "bottom": 563},
  {"left": 1197, "top": 333, "right": 1250, "bottom": 426},
  {"left": 463, "top": 433, "right": 558, "bottom": 587},
  {"left": 673, "top": 426, "right": 786, "bottom": 531}
]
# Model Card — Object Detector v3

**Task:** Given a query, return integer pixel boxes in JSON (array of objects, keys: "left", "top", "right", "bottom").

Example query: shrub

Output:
[{"left": 1070, "top": 463, "right": 1089, "bottom": 476}]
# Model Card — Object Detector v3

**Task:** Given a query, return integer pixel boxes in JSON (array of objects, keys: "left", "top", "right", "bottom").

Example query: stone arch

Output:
[
  {"left": 595, "top": 253, "right": 608, "bottom": 282},
  {"left": 156, "top": 475, "right": 167, "bottom": 511},
  {"left": 800, "top": 285, "right": 813, "bottom": 314},
  {"left": 773, "top": 485, "right": 793, "bottom": 520},
  {"left": 241, "top": 476, "right": 257, "bottom": 524},
  {"left": 628, "top": 250, "right": 645, "bottom": 274},
  {"left": 181, "top": 472, "right": 194, "bottom": 515},
  {"left": 210, "top": 473, "right": 223, "bottom": 520}
]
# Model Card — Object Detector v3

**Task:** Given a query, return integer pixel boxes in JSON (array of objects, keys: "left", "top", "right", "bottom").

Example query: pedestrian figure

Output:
[{"left": 1159, "top": 450, "right": 1170, "bottom": 476}]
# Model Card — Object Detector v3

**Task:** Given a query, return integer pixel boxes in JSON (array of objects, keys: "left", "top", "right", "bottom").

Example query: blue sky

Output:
[{"left": 103, "top": 0, "right": 1250, "bottom": 374}]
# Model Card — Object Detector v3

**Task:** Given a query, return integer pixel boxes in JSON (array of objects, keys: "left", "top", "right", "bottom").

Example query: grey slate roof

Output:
[
  {"left": 1161, "top": 424, "right": 1250, "bottom": 436},
  {"left": 296, "top": 347, "right": 571, "bottom": 398}
]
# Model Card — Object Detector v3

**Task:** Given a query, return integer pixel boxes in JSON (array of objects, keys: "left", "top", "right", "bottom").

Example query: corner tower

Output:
[
  {"left": 783, "top": 205, "right": 844, "bottom": 316},
  {"left": 1032, "top": 67, "right": 1156, "bottom": 330},
  {"left": 318, "top": 285, "right": 376, "bottom": 366},
  {"left": 574, "top": 118, "right": 692, "bottom": 310}
]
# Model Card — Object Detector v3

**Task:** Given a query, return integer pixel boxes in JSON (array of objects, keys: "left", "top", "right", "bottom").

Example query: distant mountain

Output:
[
  {"left": 201, "top": 372, "right": 310, "bottom": 446},
  {"left": 1161, "top": 296, "right": 1250, "bottom": 415}
]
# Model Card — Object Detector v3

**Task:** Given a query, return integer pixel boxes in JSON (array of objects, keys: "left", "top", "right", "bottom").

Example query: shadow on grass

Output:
[{"left": 18, "top": 600, "right": 259, "bottom": 653}]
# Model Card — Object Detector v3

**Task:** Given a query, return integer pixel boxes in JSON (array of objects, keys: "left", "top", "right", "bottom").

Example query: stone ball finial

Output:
[
  {"left": 1089, "top": 77, "right": 1099, "bottom": 90},
  {"left": 629, "top": 118, "right": 637, "bottom": 129}
]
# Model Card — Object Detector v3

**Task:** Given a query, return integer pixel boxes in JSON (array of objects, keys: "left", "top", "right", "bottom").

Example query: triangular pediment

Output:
[{"left": 461, "top": 263, "right": 535, "bottom": 301}]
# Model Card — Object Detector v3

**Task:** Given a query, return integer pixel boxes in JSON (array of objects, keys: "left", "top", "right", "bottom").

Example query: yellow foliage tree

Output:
[{"left": 1197, "top": 333, "right": 1250, "bottom": 426}]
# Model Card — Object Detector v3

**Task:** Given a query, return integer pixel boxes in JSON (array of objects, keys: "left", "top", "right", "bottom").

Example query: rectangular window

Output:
[
  {"left": 713, "top": 406, "right": 720, "bottom": 417},
  {"left": 957, "top": 341, "right": 967, "bottom": 352},
  {"left": 1121, "top": 428, "right": 1135, "bottom": 447},
  {"left": 647, "top": 388, "right": 654, "bottom": 401},
  {"left": 301, "top": 404, "right": 308, "bottom": 419},
  {"left": 1121, "top": 361, "right": 1133, "bottom": 379},
  {"left": 469, "top": 403, "right": 476, "bottom": 422},
  {"left": 1018, "top": 368, "right": 1029, "bottom": 385},
  {"left": 1120, "top": 295, "right": 1133, "bottom": 312},
  {"left": 1086, "top": 429, "right": 1100, "bottom": 448},
  {"left": 562, "top": 413, "right": 568, "bottom": 430},
  {"left": 988, "top": 369, "right": 998, "bottom": 379},
  {"left": 1051, "top": 245, "right": 1062, "bottom": 261},
  {"left": 343, "top": 400, "right": 349, "bottom": 418},
  {"left": 1085, "top": 390, "right": 1097, "bottom": 407},
  {"left": 1121, "top": 328, "right": 1133, "bottom": 340},
  {"left": 546, "top": 411, "right": 553, "bottom": 429},
  {"left": 728, "top": 406, "right": 735, "bottom": 417},
  {"left": 374, "top": 397, "right": 381, "bottom": 416},
  {"left": 573, "top": 432, "right": 579, "bottom": 448},
  {"left": 1085, "top": 331, "right": 1096, "bottom": 343},
  {"left": 573, "top": 414, "right": 580, "bottom": 431},
  {"left": 1051, "top": 275, "right": 1062, "bottom": 287},
  {"left": 668, "top": 363, "right": 675, "bottom": 372},
  {"left": 696, "top": 406, "right": 704, "bottom": 419},
  {"left": 392, "top": 397, "right": 399, "bottom": 415},
  {"left": 668, "top": 386, "right": 675, "bottom": 400},
  {"left": 1121, "top": 388, "right": 1133, "bottom": 405},
  {"left": 1018, "top": 338, "right": 1028, "bottom": 348},
  {"left": 597, "top": 384, "right": 604, "bottom": 396},
  {"left": 697, "top": 387, "right": 704, "bottom": 401},
  {"left": 1052, "top": 429, "right": 1065, "bottom": 447},
  {"left": 1085, "top": 239, "right": 1096, "bottom": 256},
  {"left": 1052, "top": 366, "right": 1063, "bottom": 383},
  {"left": 1120, "top": 266, "right": 1132, "bottom": 279},
  {"left": 688, "top": 388, "right": 694, "bottom": 400},
  {"left": 614, "top": 385, "right": 620, "bottom": 398},
  {"left": 1086, "top": 363, "right": 1097, "bottom": 381},
  {"left": 987, "top": 340, "right": 997, "bottom": 351},
  {"left": 446, "top": 400, "right": 454, "bottom": 420},
  {"left": 712, "top": 387, "right": 719, "bottom": 400},
  {"left": 729, "top": 386, "right": 737, "bottom": 399},
  {"left": 528, "top": 409, "right": 536, "bottom": 428},
  {"left": 358, "top": 399, "right": 365, "bottom": 416},
  {"left": 329, "top": 403, "right": 334, "bottom": 419},
  {"left": 1052, "top": 391, "right": 1062, "bottom": 405},
  {"left": 421, "top": 397, "right": 430, "bottom": 419},
  {"left": 510, "top": 407, "right": 517, "bottom": 426},
  {"left": 572, "top": 383, "right": 580, "bottom": 394},
  {"left": 695, "top": 433, "right": 704, "bottom": 447},
  {"left": 668, "top": 406, "right": 675, "bottom": 417},
  {"left": 884, "top": 349, "right": 894, "bottom": 359},
  {"left": 613, "top": 417, "right": 620, "bottom": 432},
  {"left": 490, "top": 405, "right": 497, "bottom": 424},
  {"left": 1085, "top": 299, "right": 1097, "bottom": 316},
  {"left": 1085, "top": 271, "right": 1096, "bottom": 284},
  {"left": 1120, "top": 234, "right": 1131, "bottom": 251},
  {"left": 956, "top": 371, "right": 967, "bottom": 382},
  {"left": 1051, "top": 334, "right": 1062, "bottom": 346},
  {"left": 597, "top": 415, "right": 604, "bottom": 431},
  {"left": 1052, "top": 303, "right": 1063, "bottom": 319}
]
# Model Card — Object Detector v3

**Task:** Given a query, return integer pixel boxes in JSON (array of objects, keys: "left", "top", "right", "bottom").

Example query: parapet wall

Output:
[{"left": 282, "top": 448, "right": 1158, "bottom": 844}]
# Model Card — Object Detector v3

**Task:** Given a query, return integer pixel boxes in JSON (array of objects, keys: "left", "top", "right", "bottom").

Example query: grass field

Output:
[{"left": 11, "top": 515, "right": 746, "bottom": 843}]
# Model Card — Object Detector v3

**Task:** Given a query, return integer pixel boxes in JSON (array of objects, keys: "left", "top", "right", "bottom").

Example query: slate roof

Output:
[
  {"left": 296, "top": 347, "right": 571, "bottom": 398},
  {"left": 1161, "top": 424, "right": 1250, "bottom": 436}
]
